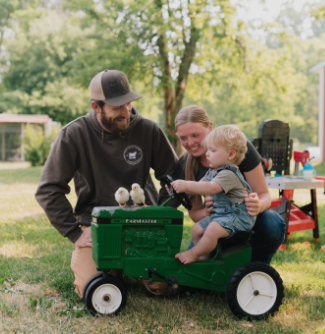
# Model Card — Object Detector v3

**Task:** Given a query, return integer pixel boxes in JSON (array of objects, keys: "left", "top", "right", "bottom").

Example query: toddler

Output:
[{"left": 171, "top": 125, "right": 256, "bottom": 264}]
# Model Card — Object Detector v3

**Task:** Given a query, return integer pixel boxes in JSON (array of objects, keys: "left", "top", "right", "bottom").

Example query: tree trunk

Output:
[
  {"left": 156, "top": 1, "right": 200, "bottom": 156},
  {"left": 157, "top": 35, "right": 177, "bottom": 148},
  {"left": 173, "top": 25, "right": 200, "bottom": 156},
  {"left": 161, "top": 26, "right": 200, "bottom": 156}
]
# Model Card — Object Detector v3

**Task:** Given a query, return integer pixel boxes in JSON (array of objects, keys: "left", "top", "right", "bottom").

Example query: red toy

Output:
[{"left": 293, "top": 150, "right": 310, "bottom": 176}]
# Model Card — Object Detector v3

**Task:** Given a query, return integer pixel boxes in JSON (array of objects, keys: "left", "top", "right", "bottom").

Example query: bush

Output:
[{"left": 23, "top": 123, "right": 60, "bottom": 166}]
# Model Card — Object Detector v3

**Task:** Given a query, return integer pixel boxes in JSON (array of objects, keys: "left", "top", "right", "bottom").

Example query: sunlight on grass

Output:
[
  {"left": 0, "top": 162, "right": 31, "bottom": 169},
  {"left": 0, "top": 242, "right": 38, "bottom": 258}
]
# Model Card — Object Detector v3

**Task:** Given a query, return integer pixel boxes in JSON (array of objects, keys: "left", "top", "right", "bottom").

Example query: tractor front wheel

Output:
[
  {"left": 83, "top": 273, "right": 103, "bottom": 302},
  {"left": 84, "top": 276, "right": 127, "bottom": 315},
  {"left": 226, "top": 262, "right": 284, "bottom": 320}
]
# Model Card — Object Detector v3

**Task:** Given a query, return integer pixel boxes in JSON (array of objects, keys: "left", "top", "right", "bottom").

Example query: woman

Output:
[{"left": 175, "top": 105, "right": 285, "bottom": 264}]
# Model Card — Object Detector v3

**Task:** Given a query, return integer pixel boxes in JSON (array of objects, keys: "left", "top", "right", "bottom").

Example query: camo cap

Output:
[{"left": 90, "top": 70, "right": 142, "bottom": 107}]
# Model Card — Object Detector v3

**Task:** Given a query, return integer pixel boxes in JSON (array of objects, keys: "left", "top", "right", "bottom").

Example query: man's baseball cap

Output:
[{"left": 89, "top": 70, "right": 142, "bottom": 107}]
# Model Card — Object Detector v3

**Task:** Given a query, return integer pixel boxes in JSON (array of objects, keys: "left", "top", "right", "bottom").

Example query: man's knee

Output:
[{"left": 71, "top": 246, "right": 101, "bottom": 298}]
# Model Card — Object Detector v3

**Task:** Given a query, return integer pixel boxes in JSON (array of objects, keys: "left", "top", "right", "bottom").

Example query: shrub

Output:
[{"left": 23, "top": 123, "right": 60, "bottom": 166}]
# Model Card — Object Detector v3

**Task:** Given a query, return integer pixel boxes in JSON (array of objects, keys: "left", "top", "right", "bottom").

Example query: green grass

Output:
[
  {"left": 315, "top": 162, "right": 325, "bottom": 177},
  {"left": 1, "top": 165, "right": 325, "bottom": 333},
  {"left": 0, "top": 166, "right": 43, "bottom": 184}
]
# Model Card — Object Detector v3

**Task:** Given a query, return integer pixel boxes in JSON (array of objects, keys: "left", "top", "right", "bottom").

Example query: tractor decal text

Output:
[{"left": 126, "top": 219, "right": 157, "bottom": 224}]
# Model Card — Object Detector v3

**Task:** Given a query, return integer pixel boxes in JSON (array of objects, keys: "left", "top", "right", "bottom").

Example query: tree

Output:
[
  {"left": 312, "top": 3, "right": 325, "bottom": 21},
  {"left": 0, "top": 0, "right": 16, "bottom": 50},
  {"left": 183, "top": 37, "right": 308, "bottom": 141},
  {"left": 0, "top": 10, "right": 91, "bottom": 124},
  {"left": 268, "top": 1, "right": 325, "bottom": 40},
  {"left": 2, "top": 0, "right": 320, "bottom": 149},
  {"left": 261, "top": 1, "right": 325, "bottom": 145},
  {"left": 0, "top": 0, "right": 48, "bottom": 50},
  {"left": 66, "top": 0, "right": 249, "bottom": 154}
]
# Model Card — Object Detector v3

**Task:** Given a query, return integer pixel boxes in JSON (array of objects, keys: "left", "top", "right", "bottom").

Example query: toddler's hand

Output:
[{"left": 171, "top": 180, "right": 187, "bottom": 193}]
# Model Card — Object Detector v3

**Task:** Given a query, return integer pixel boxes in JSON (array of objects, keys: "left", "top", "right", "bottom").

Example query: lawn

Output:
[{"left": 2, "top": 164, "right": 325, "bottom": 333}]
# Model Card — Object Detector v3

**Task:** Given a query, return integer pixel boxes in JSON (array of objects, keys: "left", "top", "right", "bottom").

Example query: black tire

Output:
[
  {"left": 85, "top": 276, "right": 127, "bottom": 315},
  {"left": 226, "top": 261, "right": 284, "bottom": 320},
  {"left": 83, "top": 273, "right": 104, "bottom": 302}
]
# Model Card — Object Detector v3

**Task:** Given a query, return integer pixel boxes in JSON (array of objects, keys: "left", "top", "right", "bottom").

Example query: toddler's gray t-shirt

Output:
[{"left": 200, "top": 166, "right": 248, "bottom": 203}]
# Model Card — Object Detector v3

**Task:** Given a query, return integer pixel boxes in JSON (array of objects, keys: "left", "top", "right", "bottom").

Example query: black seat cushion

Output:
[{"left": 219, "top": 231, "right": 254, "bottom": 249}]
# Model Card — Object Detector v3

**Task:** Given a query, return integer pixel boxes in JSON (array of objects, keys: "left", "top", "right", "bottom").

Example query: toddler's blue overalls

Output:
[{"left": 198, "top": 165, "right": 256, "bottom": 236}]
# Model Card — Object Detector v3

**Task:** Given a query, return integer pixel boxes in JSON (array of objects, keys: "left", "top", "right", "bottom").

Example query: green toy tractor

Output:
[{"left": 83, "top": 176, "right": 284, "bottom": 320}]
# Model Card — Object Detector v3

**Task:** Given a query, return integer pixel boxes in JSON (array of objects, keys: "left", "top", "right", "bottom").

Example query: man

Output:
[{"left": 35, "top": 69, "right": 178, "bottom": 297}]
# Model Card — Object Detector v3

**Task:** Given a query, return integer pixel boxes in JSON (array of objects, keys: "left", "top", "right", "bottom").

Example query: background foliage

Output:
[
  {"left": 0, "top": 0, "right": 325, "bottom": 149},
  {"left": 23, "top": 123, "right": 61, "bottom": 166}
]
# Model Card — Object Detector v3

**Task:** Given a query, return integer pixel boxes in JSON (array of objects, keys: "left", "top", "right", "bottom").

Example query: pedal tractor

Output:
[{"left": 83, "top": 176, "right": 284, "bottom": 320}]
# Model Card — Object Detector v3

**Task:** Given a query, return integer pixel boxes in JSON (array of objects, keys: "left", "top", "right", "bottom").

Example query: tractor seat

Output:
[
  {"left": 209, "top": 231, "right": 254, "bottom": 259},
  {"left": 219, "top": 231, "right": 254, "bottom": 249}
]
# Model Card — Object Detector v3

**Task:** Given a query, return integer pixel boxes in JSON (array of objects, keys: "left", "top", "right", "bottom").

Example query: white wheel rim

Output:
[
  {"left": 92, "top": 284, "right": 122, "bottom": 314},
  {"left": 237, "top": 271, "right": 277, "bottom": 316}
]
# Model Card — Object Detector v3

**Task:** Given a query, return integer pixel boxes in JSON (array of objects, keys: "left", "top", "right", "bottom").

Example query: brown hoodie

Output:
[{"left": 35, "top": 107, "right": 178, "bottom": 243}]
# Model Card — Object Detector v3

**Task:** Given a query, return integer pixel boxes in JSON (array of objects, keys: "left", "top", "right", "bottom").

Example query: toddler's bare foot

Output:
[{"left": 175, "top": 249, "right": 198, "bottom": 264}]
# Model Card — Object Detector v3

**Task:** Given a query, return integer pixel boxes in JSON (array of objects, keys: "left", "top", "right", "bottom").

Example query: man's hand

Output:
[
  {"left": 245, "top": 193, "right": 262, "bottom": 216},
  {"left": 171, "top": 180, "right": 188, "bottom": 193},
  {"left": 204, "top": 195, "right": 214, "bottom": 216},
  {"left": 74, "top": 227, "right": 92, "bottom": 248}
]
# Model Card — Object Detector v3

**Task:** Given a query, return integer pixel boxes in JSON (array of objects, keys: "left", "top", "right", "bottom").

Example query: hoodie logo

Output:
[{"left": 124, "top": 145, "right": 143, "bottom": 165}]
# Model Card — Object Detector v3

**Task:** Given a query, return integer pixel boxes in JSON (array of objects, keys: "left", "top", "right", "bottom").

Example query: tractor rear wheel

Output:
[{"left": 226, "top": 262, "right": 284, "bottom": 320}]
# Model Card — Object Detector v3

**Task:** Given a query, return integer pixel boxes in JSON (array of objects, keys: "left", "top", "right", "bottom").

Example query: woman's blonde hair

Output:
[
  {"left": 175, "top": 106, "right": 210, "bottom": 191},
  {"left": 205, "top": 125, "right": 247, "bottom": 165}
]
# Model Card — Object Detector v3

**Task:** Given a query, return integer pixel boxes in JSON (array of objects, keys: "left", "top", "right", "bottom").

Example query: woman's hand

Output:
[
  {"left": 244, "top": 164, "right": 271, "bottom": 213},
  {"left": 245, "top": 193, "right": 263, "bottom": 216},
  {"left": 171, "top": 180, "right": 188, "bottom": 193}
]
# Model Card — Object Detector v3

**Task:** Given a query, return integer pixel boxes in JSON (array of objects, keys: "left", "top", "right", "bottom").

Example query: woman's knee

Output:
[
  {"left": 250, "top": 209, "right": 286, "bottom": 263},
  {"left": 253, "top": 210, "right": 286, "bottom": 240}
]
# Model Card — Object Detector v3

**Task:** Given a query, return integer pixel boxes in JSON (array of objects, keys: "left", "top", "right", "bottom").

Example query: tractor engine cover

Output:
[{"left": 91, "top": 206, "right": 184, "bottom": 271}]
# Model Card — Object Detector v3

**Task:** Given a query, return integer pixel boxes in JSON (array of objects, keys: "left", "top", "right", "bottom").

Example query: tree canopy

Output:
[{"left": 0, "top": 0, "right": 325, "bottom": 151}]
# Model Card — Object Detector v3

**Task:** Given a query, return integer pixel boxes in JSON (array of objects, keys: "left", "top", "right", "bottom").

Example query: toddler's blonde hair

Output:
[{"left": 205, "top": 125, "right": 247, "bottom": 165}]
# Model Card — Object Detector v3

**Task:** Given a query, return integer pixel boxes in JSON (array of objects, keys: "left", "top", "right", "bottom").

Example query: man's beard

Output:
[{"left": 100, "top": 111, "right": 130, "bottom": 133}]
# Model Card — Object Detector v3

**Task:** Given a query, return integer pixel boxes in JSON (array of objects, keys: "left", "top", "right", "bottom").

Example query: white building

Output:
[
  {"left": 310, "top": 61, "right": 325, "bottom": 162},
  {"left": 0, "top": 114, "right": 53, "bottom": 162}
]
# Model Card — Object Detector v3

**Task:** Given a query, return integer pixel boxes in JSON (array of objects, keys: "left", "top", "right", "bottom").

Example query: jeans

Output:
[{"left": 186, "top": 209, "right": 286, "bottom": 265}]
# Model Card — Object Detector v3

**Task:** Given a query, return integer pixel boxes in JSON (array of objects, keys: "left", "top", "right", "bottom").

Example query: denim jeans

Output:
[{"left": 186, "top": 209, "right": 285, "bottom": 265}]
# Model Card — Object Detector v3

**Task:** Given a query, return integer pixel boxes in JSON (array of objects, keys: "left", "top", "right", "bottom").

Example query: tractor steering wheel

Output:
[{"left": 163, "top": 175, "right": 193, "bottom": 210}]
